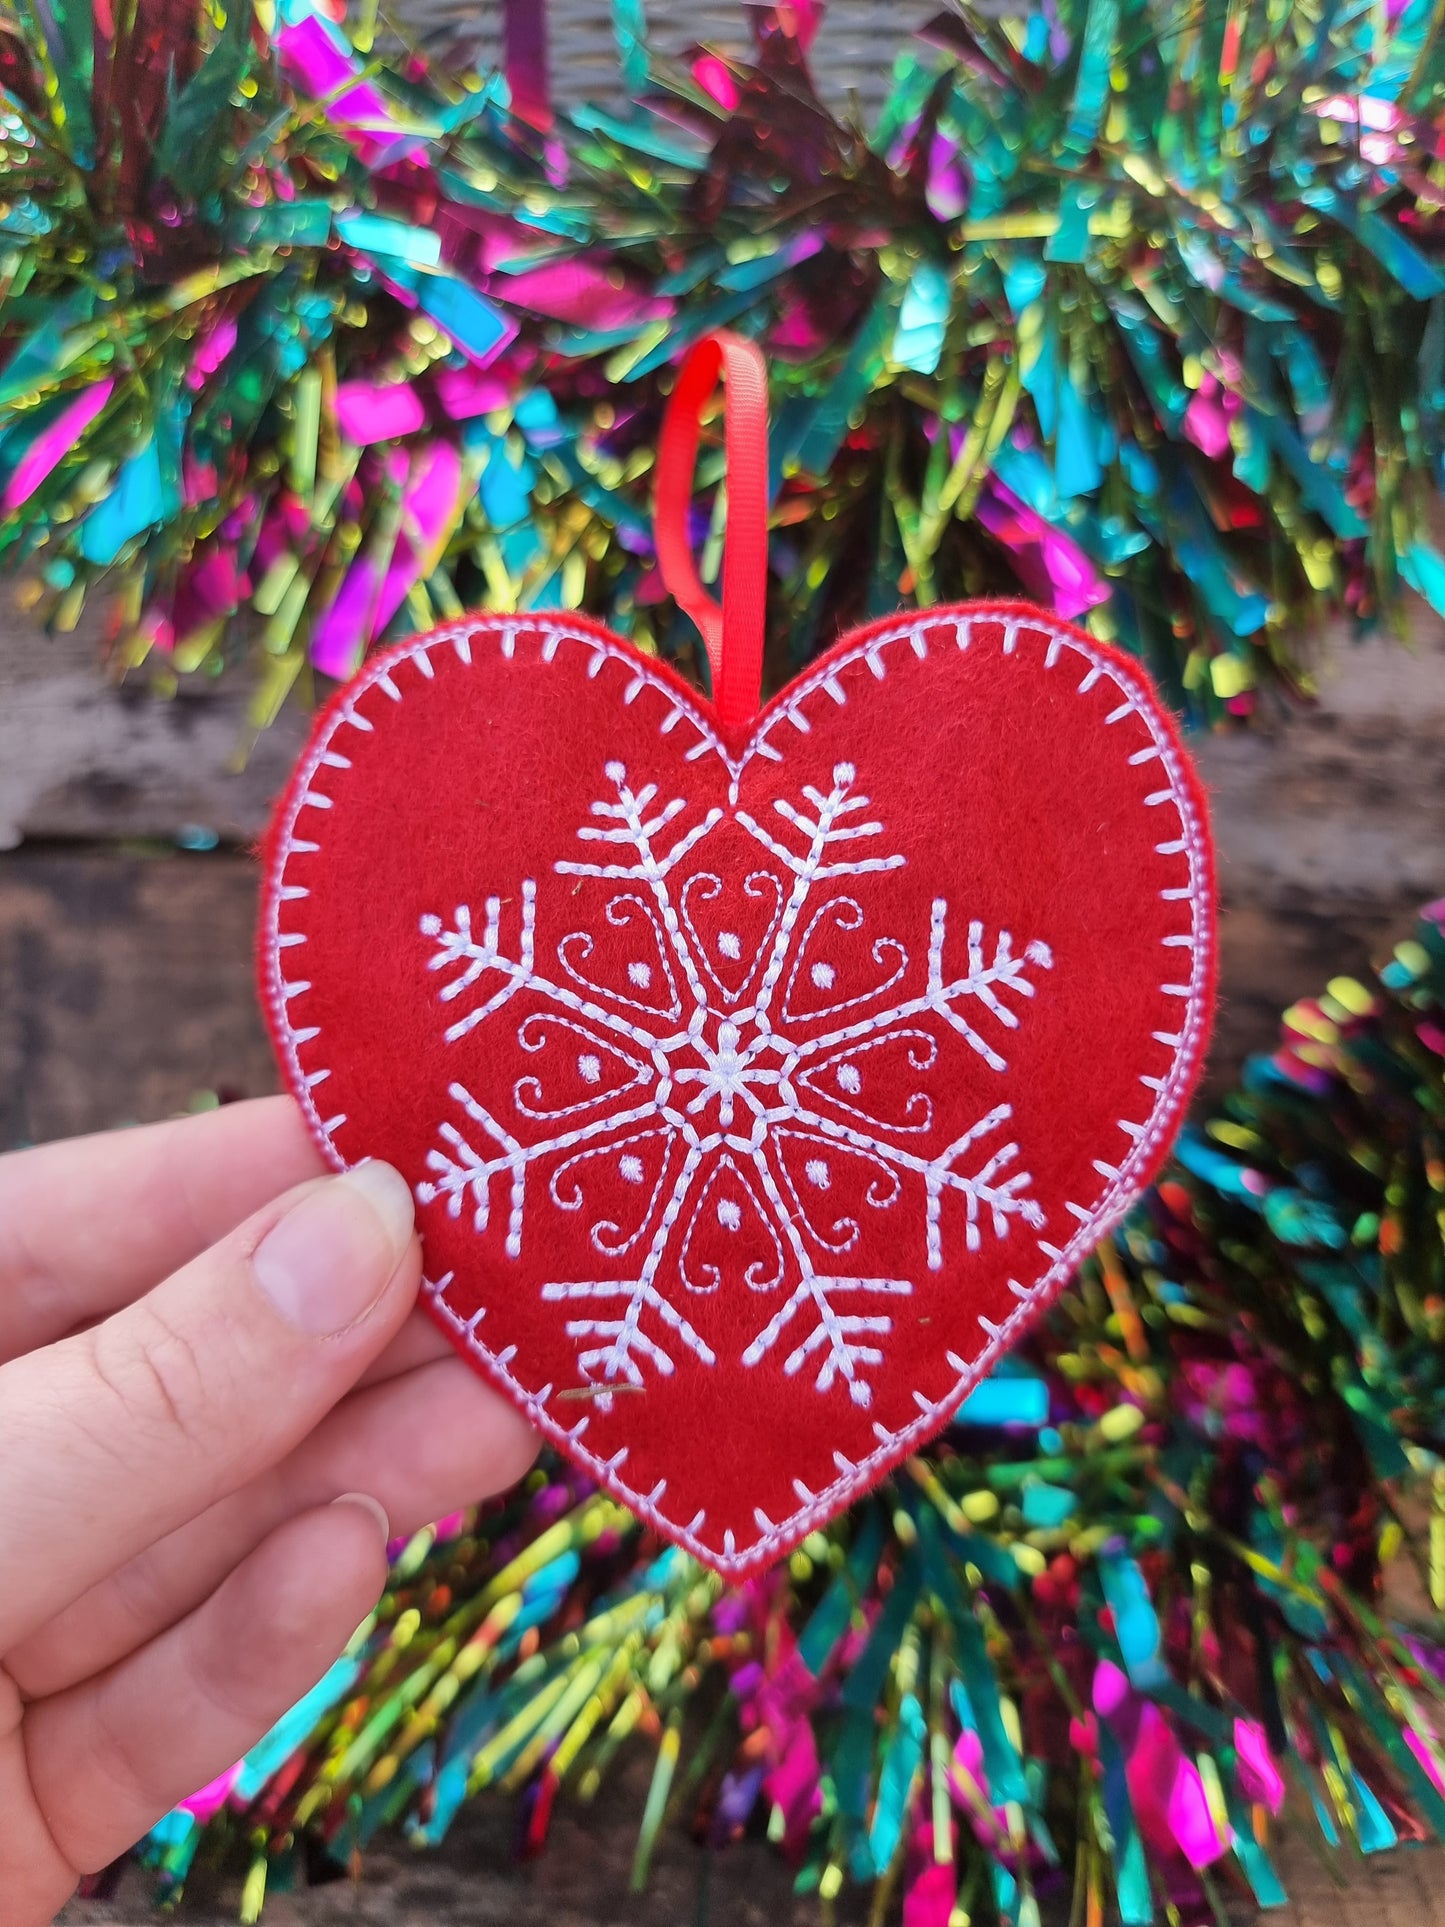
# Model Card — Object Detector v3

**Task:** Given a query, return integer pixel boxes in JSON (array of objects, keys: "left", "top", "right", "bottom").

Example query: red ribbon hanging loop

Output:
[{"left": 654, "top": 331, "right": 769, "bottom": 730}]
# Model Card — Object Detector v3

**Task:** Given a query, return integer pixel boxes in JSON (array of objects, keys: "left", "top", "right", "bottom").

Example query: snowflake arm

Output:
[
  {"left": 542, "top": 1277, "right": 716, "bottom": 1389},
  {"left": 792, "top": 902, "right": 1053, "bottom": 1073},
  {"left": 420, "top": 881, "right": 672, "bottom": 1054},
  {"left": 421, "top": 895, "right": 533, "bottom": 1041},
  {"left": 739, "top": 1099, "right": 1041, "bottom": 1404},
  {"left": 418, "top": 1080, "right": 660, "bottom": 1257},
  {"left": 740, "top": 1276, "right": 910, "bottom": 1406},
  {"left": 739, "top": 762, "right": 907, "bottom": 1023},
  {"left": 761, "top": 1098, "right": 1043, "bottom": 1271},
  {"left": 553, "top": 760, "right": 723, "bottom": 1006},
  {"left": 735, "top": 763, "right": 906, "bottom": 884},
  {"left": 922, "top": 1103, "right": 1044, "bottom": 1266},
  {"left": 564, "top": 772, "right": 722, "bottom": 872},
  {"left": 541, "top": 1140, "right": 716, "bottom": 1396},
  {"left": 950, "top": 914, "right": 1053, "bottom": 1034},
  {"left": 741, "top": 1137, "right": 912, "bottom": 1408}
]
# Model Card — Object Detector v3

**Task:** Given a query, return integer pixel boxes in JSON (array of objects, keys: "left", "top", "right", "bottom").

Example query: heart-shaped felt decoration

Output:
[{"left": 260, "top": 336, "right": 1214, "bottom": 1578}]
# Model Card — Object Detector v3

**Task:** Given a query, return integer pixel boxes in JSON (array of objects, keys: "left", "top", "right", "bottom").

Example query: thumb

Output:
[{"left": 0, "top": 1161, "right": 419, "bottom": 1654}]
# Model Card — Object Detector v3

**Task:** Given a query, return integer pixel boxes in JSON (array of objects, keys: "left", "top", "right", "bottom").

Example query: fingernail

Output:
[
  {"left": 252, "top": 1161, "right": 416, "bottom": 1336},
  {"left": 331, "top": 1491, "right": 391, "bottom": 1545}
]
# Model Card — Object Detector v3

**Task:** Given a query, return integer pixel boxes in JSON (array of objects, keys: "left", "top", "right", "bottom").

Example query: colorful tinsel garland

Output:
[
  {"left": 116, "top": 902, "right": 1445, "bottom": 1925},
  {"left": 3, "top": 0, "right": 1445, "bottom": 725}
]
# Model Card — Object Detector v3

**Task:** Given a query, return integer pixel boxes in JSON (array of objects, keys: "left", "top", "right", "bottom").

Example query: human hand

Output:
[{"left": 0, "top": 1097, "right": 537, "bottom": 1923}]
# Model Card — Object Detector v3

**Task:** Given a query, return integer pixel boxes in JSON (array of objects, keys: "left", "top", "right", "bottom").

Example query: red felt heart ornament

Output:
[{"left": 259, "top": 334, "right": 1214, "bottom": 1578}]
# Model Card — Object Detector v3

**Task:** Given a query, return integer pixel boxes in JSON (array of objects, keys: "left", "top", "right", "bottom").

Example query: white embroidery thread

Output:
[{"left": 415, "top": 759, "right": 1052, "bottom": 1409}]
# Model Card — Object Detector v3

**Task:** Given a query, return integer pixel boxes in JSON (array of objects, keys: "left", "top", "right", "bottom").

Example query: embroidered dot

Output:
[
  {"left": 810, "top": 961, "right": 836, "bottom": 990},
  {"left": 628, "top": 960, "right": 653, "bottom": 988},
  {"left": 716, "top": 1198, "right": 742, "bottom": 1232},
  {"left": 805, "top": 1159, "right": 831, "bottom": 1189},
  {"left": 619, "top": 1154, "right": 645, "bottom": 1183},
  {"left": 837, "top": 1063, "right": 862, "bottom": 1095},
  {"left": 718, "top": 932, "right": 742, "bottom": 960},
  {"left": 419, "top": 913, "right": 442, "bottom": 936},
  {"left": 578, "top": 1053, "right": 602, "bottom": 1085}
]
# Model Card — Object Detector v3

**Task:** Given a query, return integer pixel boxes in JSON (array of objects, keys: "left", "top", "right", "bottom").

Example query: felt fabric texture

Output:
[{"left": 258, "top": 600, "right": 1215, "bottom": 1578}]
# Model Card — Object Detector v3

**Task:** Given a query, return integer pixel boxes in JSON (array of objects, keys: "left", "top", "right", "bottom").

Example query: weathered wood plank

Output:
[
  {"left": 0, "top": 849, "right": 277, "bottom": 1147},
  {"left": 1193, "top": 606, "right": 1445, "bottom": 1088},
  {"left": 0, "top": 592, "right": 308, "bottom": 852}
]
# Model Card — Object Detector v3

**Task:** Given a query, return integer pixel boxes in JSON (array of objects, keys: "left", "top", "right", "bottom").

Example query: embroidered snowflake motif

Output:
[{"left": 417, "top": 760, "right": 1053, "bottom": 1410}]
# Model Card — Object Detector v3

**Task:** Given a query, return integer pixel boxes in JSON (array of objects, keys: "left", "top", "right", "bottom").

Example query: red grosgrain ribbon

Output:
[{"left": 655, "top": 331, "right": 769, "bottom": 730}]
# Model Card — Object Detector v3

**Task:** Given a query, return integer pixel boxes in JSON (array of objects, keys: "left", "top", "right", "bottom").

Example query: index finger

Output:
[{"left": 0, "top": 1097, "right": 327, "bottom": 1363}]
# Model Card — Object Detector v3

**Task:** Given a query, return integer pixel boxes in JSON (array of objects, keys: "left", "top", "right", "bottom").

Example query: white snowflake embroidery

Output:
[{"left": 417, "top": 760, "right": 1052, "bottom": 1409}]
